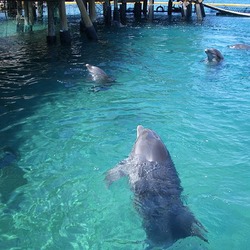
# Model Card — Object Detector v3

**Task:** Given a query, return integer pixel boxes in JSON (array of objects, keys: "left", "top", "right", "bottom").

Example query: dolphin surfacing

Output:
[
  {"left": 85, "top": 64, "right": 115, "bottom": 83},
  {"left": 105, "top": 125, "right": 208, "bottom": 248},
  {"left": 205, "top": 48, "right": 224, "bottom": 63}
]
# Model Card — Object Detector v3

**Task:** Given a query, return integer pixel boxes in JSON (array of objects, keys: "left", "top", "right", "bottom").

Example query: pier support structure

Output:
[
  {"left": 76, "top": 0, "right": 98, "bottom": 41},
  {"left": 195, "top": 0, "right": 206, "bottom": 20},
  {"left": 59, "top": 0, "right": 71, "bottom": 45},
  {"left": 103, "top": 0, "right": 112, "bottom": 26},
  {"left": 16, "top": 0, "right": 24, "bottom": 32},
  {"left": 182, "top": 0, "right": 192, "bottom": 20},
  {"left": 113, "top": 0, "right": 120, "bottom": 22},
  {"left": 37, "top": 1, "right": 44, "bottom": 21},
  {"left": 148, "top": 0, "right": 154, "bottom": 22},
  {"left": 47, "top": 0, "right": 56, "bottom": 44},
  {"left": 120, "top": 1, "right": 127, "bottom": 25},
  {"left": 142, "top": 0, "right": 147, "bottom": 17},
  {"left": 23, "top": 0, "right": 35, "bottom": 32},
  {"left": 167, "top": 0, "right": 173, "bottom": 16},
  {"left": 134, "top": 0, "right": 142, "bottom": 21},
  {"left": 89, "top": 0, "right": 97, "bottom": 24}
]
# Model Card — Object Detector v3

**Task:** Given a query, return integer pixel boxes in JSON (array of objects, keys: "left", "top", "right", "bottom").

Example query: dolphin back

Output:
[
  {"left": 105, "top": 125, "right": 208, "bottom": 247},
  {"left": 131, "top": 160, "right": 208, "bottom": 247}
]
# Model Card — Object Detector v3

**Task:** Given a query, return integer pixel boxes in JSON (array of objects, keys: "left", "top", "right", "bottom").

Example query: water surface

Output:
[{"left": 0, "top": 13, "right": 250, "bottom": 250}]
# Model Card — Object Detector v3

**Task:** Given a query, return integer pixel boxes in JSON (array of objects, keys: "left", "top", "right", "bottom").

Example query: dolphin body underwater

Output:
[
  {"left": 228, "top": 43, "right": 250, "bottom": 50},
  {"left": 105, "top": 125, "right": 208, "bottom": 248}
]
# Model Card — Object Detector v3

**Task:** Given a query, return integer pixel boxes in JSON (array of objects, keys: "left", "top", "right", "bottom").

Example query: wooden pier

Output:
[{"left": 0, "top": 1, "right": 249, "bottom": 44}]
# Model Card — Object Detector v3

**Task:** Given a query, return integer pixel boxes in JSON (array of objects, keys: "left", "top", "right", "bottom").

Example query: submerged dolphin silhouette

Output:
[
  {"left": 228, "top": 44, "right": 250, "bottom": 50},
  {"left": 105, "top": 125, "right": 208, "bottom": 248},
  {"left": 205, "top": 48, "right": 224, "bottom": 63}
]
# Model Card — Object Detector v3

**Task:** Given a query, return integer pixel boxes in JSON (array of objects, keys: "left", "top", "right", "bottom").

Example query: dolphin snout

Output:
[{"left": 137, "top": 125, "right": 144, "bottom": 138}]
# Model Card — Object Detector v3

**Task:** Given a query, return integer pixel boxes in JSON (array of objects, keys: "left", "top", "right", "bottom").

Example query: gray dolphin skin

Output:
[
  {"left": 85, "top": 64, "right": 115, "bottom": 83},
  {"left": 205, "top": 48, "right": 224, "bottom": 63},
  {"left": 228, "top": 44, "right": 250, "bottom": 50},
  {"left": 105, "top": 125, "right": 208, "bottom": 248}
]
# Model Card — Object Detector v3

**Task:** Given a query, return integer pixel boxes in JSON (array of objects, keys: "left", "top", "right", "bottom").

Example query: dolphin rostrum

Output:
[{"left": 105, "top": 125, "right": 208, "bottom": 248}]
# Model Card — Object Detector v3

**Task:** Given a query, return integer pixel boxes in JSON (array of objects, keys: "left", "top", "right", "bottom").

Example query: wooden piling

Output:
[
  {"left": 23, "top": 0, "right": 34, "bottom": 32},
  {"left": 103, "top": 0, "right": 112, "bottom": 26},
  {"left": 148, "top": 0, "right": 154, "bottom": 22},
  {"left": 195, "top": 0, "right": 205, "bottom": 20},
  {"left": 89, "top": 0, "right": 97, "bottom": 23},
  {"left": 143, "top": 0, "right": 148, "bottom": 17},
  {"left": 120, "top": 1, "right": 127, "bottom": 25},
  {"left": 186, "top": 1, "right": 192, "bottom": 19},
  {"left": 28, "top": 1, "right": 35, "bottom": 30},
  {"left": 113, "top": 0, "right": 120, "bottom": 22},
  {"left": 76, "top": 0, "right": 98, "bottom": 41},
  {"left": 181, "top": 0, "right": 192, "bottom": 20},
  {"left": 134, "top": 1, "right": 142, "bottom": 21},
  {"left": 37, "top": 1, "right": 43, "bottom": 21},
  {"left": 59, "top": 0, "right": 71, "bottom": 45},
  {"left": 16, "top": 0, "right": 24, "bottom": 32},
  {"left": 168, "top": 0, "right": 173, "bottom": 16},
  {"left": 47, "top": 0, "right": 56, "bottom": 44},
  {"left": 7, "top": 0, "right": 17, "bottom": 18}
]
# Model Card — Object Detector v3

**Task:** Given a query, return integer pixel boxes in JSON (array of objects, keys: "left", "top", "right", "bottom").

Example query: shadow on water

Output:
[{"left": 0, "top": 147, "right": 27, "bottom": 211}]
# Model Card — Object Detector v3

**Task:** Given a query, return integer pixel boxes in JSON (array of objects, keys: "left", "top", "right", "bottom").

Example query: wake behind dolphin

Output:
[{"left": 105, "top": 125, "right": 208, "bottom": 249}]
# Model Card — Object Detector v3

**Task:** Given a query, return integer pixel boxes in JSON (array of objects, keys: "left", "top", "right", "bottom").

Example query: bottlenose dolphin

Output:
[
  {"left": 105, "top": 125, "right": 208, "bottom": 248},
  {"left": 228, "top": 44, "right": 250, "bottom": 50},
  {"left": 205, "top": 48, "right": 224, "bottom": 63},
  {"left": 85, "top": 64, "right": 115, "bottom": 83}
]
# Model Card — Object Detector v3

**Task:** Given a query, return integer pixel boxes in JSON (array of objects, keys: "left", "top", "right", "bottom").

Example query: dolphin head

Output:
[
  {"left": 132, "top": 125, "right": 169, "bottom": 163},
  {"left": 205, "top": 48, "right": 224, "bottom": 62},
  {"left": 85, "top": 64, "right": 96, "bottom": 74}
]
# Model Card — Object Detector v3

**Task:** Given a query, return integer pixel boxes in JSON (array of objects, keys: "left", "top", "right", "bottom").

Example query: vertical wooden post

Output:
[
  {"left": 134, "top": 0, "right": 142, "bottom": 21},
  {"left": 142, "top": 0, "right": 147, "bottom": 17},
  {"left": 119, "top": 1, "right": 126, "bottom": 25},
  {"left": 76, "top": 0, "right": 98, "bottom": 41},
  {"left": 186, "top": 1, "right": 192, "bottom": 19},
  {"left": 7, "top": 0, "right": 17, "bottom": 18},
  {"left": 23, "top": 0, "right": 35, "bottom": 31},
  {"left": 195, "top": 0, "right": 205, "bottom": 20},
  {"left": 47, "top": 0, "right": 56, "bottom": 44},
  {"left": 148, "top": 0, "right": 154, "bottom": 22},
  {"left": 23, "top": 0, "right": 30, "bottom": 31},
  {"left": 59, "top": 0, "right": 71, "bottom": 45},
  {"left": 103, "top": 0, "right": 112, "bottom": 26},
  {"left": 168, "top": 0, "right": 172, "bottom": 16},
  {"left": 16, "top": 0, "right": 24, "bottom": 32},
  {"left": 37, "top": 1, "right": 43, "bottom": 21},
  {"left": 113, "top": 0, "right": 120, "bottom": 22},
  {"left": 27, "top": 1, "right": 35, "bottom": 30},
  {"left": 89, "top": 0, "right": 97, "bottom": 23},
  {"left": 182, "top": 0, "right": 192, "bottom": 20}
]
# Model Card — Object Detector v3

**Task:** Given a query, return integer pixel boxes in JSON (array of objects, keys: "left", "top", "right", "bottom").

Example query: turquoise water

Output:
[{"left": 0, "top": 13, "right": 250, "bottom": 250}]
